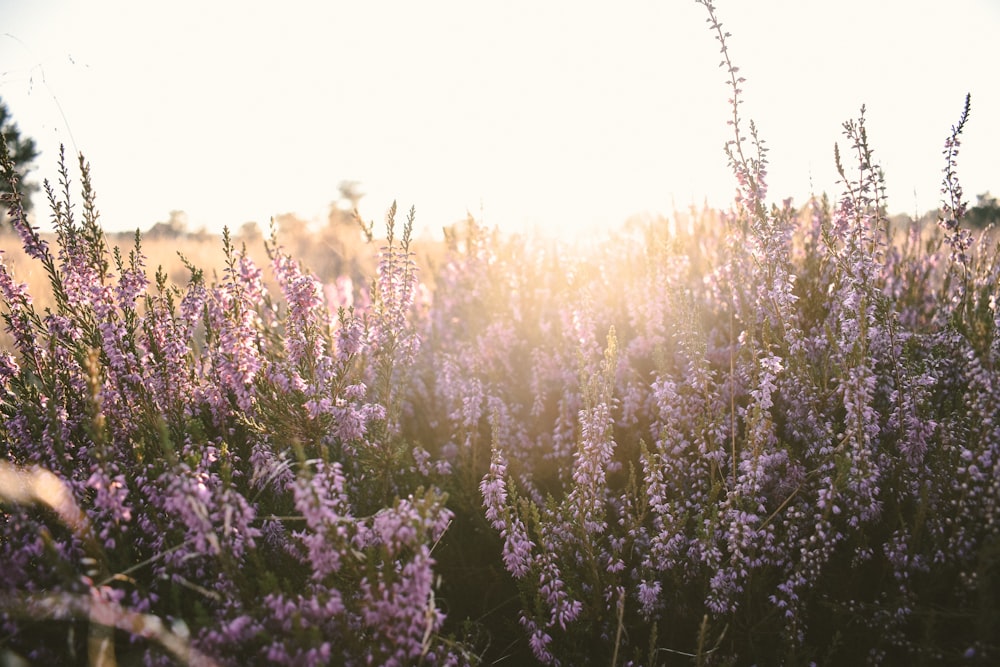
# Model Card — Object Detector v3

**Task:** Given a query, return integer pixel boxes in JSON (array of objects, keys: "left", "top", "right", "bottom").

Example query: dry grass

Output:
[{"left": 0, "top": 224, "right": 448, "bottom": 353}]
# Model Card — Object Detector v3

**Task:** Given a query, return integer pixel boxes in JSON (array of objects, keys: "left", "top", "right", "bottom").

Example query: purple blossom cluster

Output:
[
  {"left": 0, "top": 140, "right": 461, "bottom": 664},
  {"left": 403, "top": 6, "right": 997, "bottom": 663}
]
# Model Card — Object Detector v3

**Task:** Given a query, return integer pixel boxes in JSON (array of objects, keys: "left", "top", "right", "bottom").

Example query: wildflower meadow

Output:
[{"left": 2, "top": 2, "right": 998, "bottom": 664}]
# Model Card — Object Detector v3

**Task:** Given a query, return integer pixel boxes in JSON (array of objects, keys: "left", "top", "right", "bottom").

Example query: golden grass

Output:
[{"left": 0, "top": 224, "right": 448, "bottom": 354}]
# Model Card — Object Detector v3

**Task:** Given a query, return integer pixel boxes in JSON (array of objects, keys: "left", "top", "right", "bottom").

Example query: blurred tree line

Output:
[
  {"left": 3, "top": 93, "right": 996, "bottom": 274},
  {"left": 134, "top": 181, "right": 380, "bottom": 288},
  {"left": 265, "top": 179, "right": 376, "bottom": 283},
  {"left": 967, "top": 192, "right": 1000, "bottom": 228}
]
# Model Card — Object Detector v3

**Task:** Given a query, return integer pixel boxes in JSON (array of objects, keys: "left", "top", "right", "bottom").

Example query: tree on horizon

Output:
[{"left": 0, "top": 97, "right": 40, "bottom": 225}]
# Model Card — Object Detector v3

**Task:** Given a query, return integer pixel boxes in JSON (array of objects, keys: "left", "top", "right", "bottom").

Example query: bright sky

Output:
[{"left": 2, "top": 1, "right": 998, "bottom": 238}]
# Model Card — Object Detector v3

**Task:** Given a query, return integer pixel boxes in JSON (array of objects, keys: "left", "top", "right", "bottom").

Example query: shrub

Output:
[
  {"left": 0, "top": 142, "right": 465, "bottom": 665},
  {"left": 2, "top": 1, "right": 998, "bottom": 665}
]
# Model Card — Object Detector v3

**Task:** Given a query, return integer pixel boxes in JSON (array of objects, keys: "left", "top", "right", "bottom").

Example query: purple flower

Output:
[
  {"left": 481, "top": 447, "right": 509, "bottom": 531},
  {"left": 636, "top": 580, "right": 661, "bottom": 618},
  {"left": 521, "top": 615, "right": 558, "bottom": 666},
  {"left": 501, "top": 516, "right": 534, "bottom": 579}
]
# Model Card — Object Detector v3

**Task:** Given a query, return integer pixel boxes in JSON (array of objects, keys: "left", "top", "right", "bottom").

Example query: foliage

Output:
[
  {"left": 967, "top": 192, "right": 1000, "bottom": 229},
  {"left": 1, "top": 2, "right": 999, "bottom": 665},
  {"left": 0, "top": 143, "right": 462, "bottom": 665},
  {"left": 0, "top": 97, "right": 40, "bottom": 218}
]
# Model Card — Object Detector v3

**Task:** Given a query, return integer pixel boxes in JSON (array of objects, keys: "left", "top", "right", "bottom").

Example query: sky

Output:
[{"left": 1, "top": 0, "right": 999, "bottom": 239}]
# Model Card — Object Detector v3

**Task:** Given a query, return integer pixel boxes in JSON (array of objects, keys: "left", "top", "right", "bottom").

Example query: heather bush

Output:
[
  {"left": 3, "top": 1, "right": 999, "bottom": 665},
  {"left": 0, "top": 142, "right": 465, "bottom": 665},
  {"left": 406, "top": 2, "right": 999, "bottom": 663}
]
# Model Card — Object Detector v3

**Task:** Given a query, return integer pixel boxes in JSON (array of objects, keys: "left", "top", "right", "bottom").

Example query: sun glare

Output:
[
  {"left": 2, "top": 2, "right": 1000, "bottom": 664},
  {"left": 0, "top": 1, "right": 995, "bottom": 240}
]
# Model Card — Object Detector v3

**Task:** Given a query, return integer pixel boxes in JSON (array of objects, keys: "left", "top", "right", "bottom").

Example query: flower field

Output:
[{"left": 2, "top": 2, "right": 999, "bottom": 665}]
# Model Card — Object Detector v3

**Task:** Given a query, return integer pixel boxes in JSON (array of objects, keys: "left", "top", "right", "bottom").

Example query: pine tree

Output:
[{"left": 0, "top": 97, "right": 40, "bottom": 223}]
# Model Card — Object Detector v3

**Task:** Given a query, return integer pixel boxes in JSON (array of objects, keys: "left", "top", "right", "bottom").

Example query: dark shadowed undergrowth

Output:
[{"left": 2, "top": 2, "right": 998, "bottom": 665}]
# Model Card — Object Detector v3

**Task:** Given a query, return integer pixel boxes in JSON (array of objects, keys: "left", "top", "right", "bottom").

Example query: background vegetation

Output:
[{"left": 2, "top": 2, "right": 999, "bottom": 665}]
